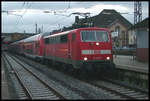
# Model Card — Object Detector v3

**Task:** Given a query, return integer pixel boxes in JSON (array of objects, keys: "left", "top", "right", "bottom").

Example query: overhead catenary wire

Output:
[
  {"left": 14, "top": 2, "right": 33, "bottom": 32},
  {"left": 53, "top": 2, "right": 72, "bottom": 17},
  {"left": 13, "top": 2, "right": 72, "bottom": 33},
  {"left": 14, "top": 2, "right": 27, "bottom": 22},
  {"left": 4, "top": 2, "right": 72, "bottom": 33},
  {"left": 44, "top": 16, "right": 74, "bottom": 33},
  {"left": 21, "top": 2, "right": 26, "bottom": 10},
  {"left": 44, "top": 16, "right": 67, "bottom": 32},
  {"left": 16, "top": 2, "right": 33, "bottom": 25},
  {"left": 44, "top": 2, "right": 73, "bottom": 32}
]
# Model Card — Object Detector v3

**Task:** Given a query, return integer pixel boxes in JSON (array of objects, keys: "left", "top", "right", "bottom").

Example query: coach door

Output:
[{"left": 33, "top": 42, "right": 36, "bottom": 55}]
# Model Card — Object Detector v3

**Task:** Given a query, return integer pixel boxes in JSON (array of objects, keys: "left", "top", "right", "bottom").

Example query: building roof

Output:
[
  {"left": 95, "top": 9, "right": 132, "bottom": 28},
  {"left": 78, "top": 9, "right": 132, "bottom": 29},
  {"left": 129, "top": 17, "right": 149, "bottom": 29}
]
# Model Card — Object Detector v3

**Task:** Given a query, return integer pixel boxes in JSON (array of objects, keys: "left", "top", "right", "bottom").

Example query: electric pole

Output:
[
  {"left": 42, "top": 25, "right": 43, "bottom": 33},
  {"left": 35, "top": 23, "right": 37, "bottom": 34},
  {"left": 133, "top": 1, "right": 142, "bottom": 60},
  {"left": 134, "top": 1, "right": 142, "bottom": 24}
]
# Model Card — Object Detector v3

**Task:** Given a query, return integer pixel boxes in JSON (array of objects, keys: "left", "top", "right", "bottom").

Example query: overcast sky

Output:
[{"left": 2, "top": 1, "right": 149, "bottom": 33}]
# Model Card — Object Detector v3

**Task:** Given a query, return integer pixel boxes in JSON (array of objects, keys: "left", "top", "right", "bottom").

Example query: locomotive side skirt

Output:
[{"left": 44, "top": 55, "right": 114, "bottom": 69}]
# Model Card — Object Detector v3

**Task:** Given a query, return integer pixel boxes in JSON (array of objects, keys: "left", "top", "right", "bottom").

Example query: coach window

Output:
[
  {"left": 72, "top": 33, "right": 75, "bottom": 42},
  {"left": 60, "top": 34, "right": 68, "bottom": 43},
  {"left": 36, "top": 42, "right": 39, "bottom": 47},
  {"left": 35, "top": 42, "right": 37, "bottom": 47}
]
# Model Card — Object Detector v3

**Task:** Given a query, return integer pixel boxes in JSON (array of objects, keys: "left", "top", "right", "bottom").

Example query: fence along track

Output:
[{"left": 4, "top": 53, "right": 65, "bottom": 99}]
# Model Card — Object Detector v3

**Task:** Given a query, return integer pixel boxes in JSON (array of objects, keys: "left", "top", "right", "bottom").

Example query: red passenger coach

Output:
[
  {"left": 43, "top": 27, "right": 115, "bottom": 70},
  {"left": 22, "top": 34, "right": 44, "bottom": 59},
  {"left": 9, "top": 32, "right": 50, "bottom": 60},
  {"left": 9, "top": 40, "right": 24, "bottom": 54}
]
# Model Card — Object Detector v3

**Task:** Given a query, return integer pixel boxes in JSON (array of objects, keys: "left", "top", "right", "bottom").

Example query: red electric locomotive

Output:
[
  {"left": 9, "top": 27, "right": 115, "bottom": 72},
  {"left": 43, "top": 27, "right": 115, "bottom": 71}
]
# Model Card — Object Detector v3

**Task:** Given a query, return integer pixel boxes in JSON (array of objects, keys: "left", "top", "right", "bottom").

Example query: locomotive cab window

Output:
[{"left": 81, "top": 30, "right": 109, "bottom": 42}]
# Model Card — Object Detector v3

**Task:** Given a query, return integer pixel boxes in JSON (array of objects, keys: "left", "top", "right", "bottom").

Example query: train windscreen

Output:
[{"left": 81, "top": 30, "right": 109, "bottom": 42}]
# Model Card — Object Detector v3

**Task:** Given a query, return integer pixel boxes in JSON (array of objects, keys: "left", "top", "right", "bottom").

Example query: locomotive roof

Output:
[
  {"left": 44, "top": 27, "right": 109, "bottom": 39},
  {"left": 44, "top": 29, "right": 77, "bottom": 39},
  {"left": 41, "top": 32, "right": 51, "bottom": 37}
]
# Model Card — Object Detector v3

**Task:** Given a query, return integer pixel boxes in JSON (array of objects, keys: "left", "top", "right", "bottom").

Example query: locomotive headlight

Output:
[
  {"left": 106, "top": 56, "right": 110, "bottom": 60},
  {"left": 96, "top": 42, "right": 99, "bottom": 46},
  {"left": 84, "top": 57, "right": 88, "bottom": 61}
]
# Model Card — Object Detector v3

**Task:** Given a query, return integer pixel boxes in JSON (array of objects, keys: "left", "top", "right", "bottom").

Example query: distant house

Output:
[
  {"left": 131, "top": 17, "right": 149, "bottom": 62},
  {"left": 73, "top": 9, "right": 133, "bottom": 47},
  {"left": 2, "top": 33, "right": 36, "bottom": 43}
]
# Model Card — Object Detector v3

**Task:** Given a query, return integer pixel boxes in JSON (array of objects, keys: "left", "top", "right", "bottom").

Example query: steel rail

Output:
[
  {"left": 7, "top": 52, "right": 148, "bottom": 100},
  {"left": 3, "top": 53, "right": 33, "bottom": 99},
  {"left": 80, "top": 79, "right": 136, "bottom": 99},
  {"left": 8, "top": 54, "right": 65, "bottom": 100},
  {"left": 101, "top": 76, "right": 149, "bottom": 94}
]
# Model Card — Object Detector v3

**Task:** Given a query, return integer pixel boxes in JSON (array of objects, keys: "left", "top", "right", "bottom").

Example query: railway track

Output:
[
  {"left": 82, "top": 78, "right": 149, "bottom": 100},
  {"left": 3, "top": 52, "right": 149, "bottom": 100},
  {"left": 3, "top": 53, "right": 65, "bottom": 99},
  {"left": 73, "top": 69, "right": 149, "bottom": 99},
  {"left": 58, "top": 65, "right": 149, "bottom": 99}
]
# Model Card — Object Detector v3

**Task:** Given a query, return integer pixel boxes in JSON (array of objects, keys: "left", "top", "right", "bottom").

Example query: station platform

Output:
[
  {"left": 113, "top": 55, "right": 149, "bottom": 74},
  {"left": 1, "top": 57, "right": 10, "bottom": 99}
]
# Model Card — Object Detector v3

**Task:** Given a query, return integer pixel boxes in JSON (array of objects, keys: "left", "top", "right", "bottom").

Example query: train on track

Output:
[{"left": 9, "top": 27, "right": 116, "bottom": 72}]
